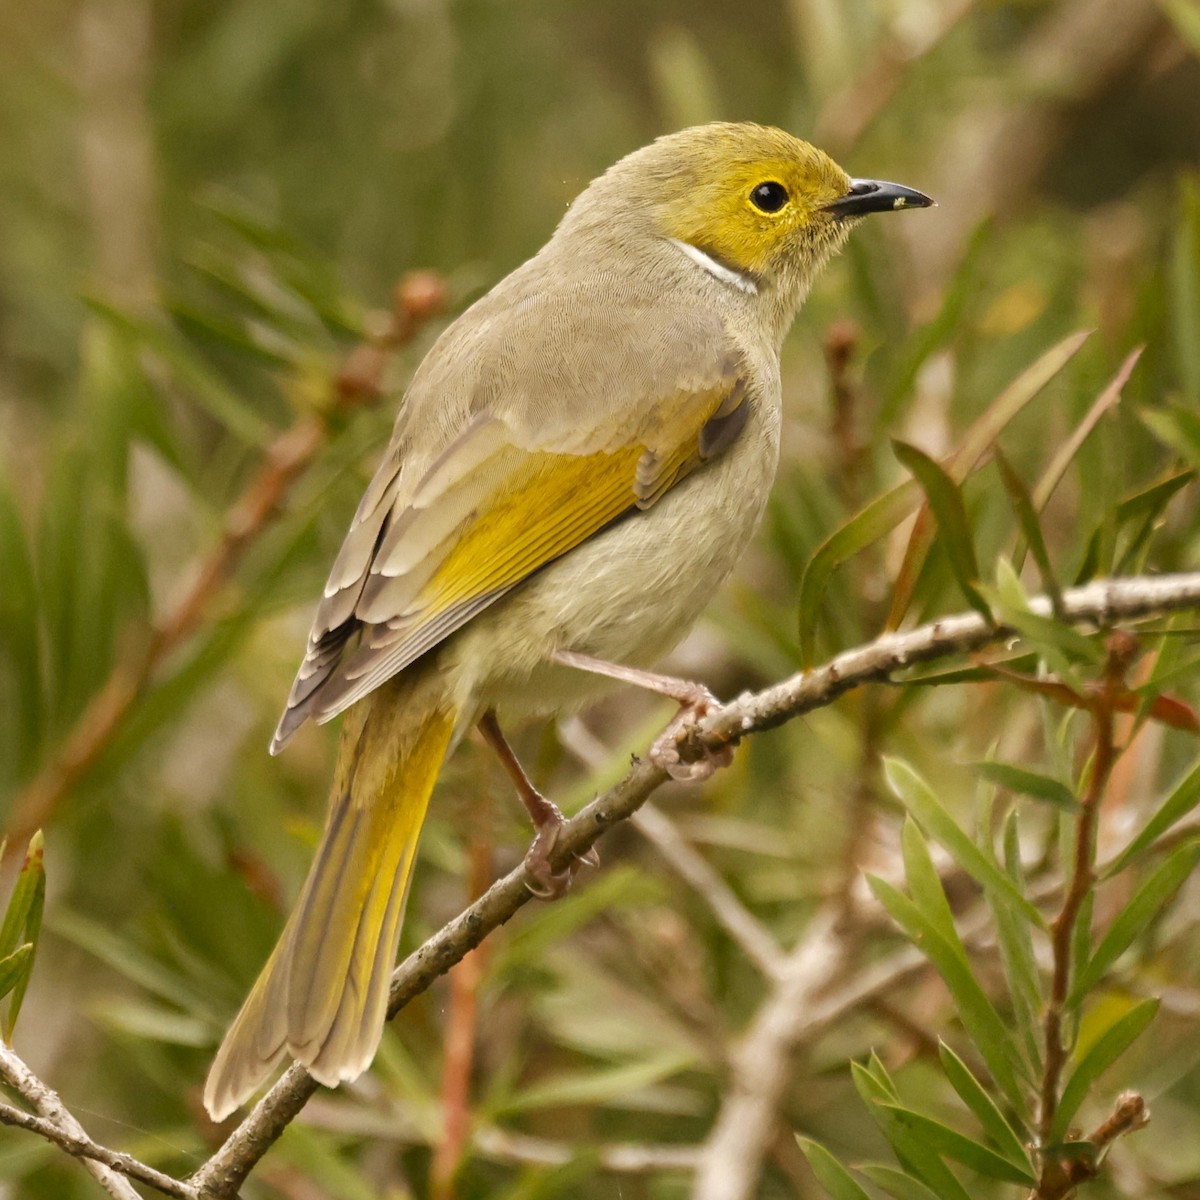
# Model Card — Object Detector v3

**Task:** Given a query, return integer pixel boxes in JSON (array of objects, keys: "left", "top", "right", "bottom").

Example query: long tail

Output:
[{"left": 204, "top": 674, "right": 456, "bottom": 1120}]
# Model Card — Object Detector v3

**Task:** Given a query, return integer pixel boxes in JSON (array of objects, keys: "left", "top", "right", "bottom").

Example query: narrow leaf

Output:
[
  {"left": 0, "top": 946, "right": 33, "bottom": 1003},
  {"left": 885, "top": 759, "right": 1042, "bottom": 924},
  {"left": 1107, "top": 753, "right": 1200, "bottom": 872},
  {"left": 0, "top": 833, "right": 44, "bottom": 962},
  {"left": 877, "top": 1105, "right": 1036, "bottom": 1183},
  {"left": 900, "top": 818, "right": 957, "bottom": 945},
  {"left": 888, "top": 331, "right": 1091, "bottom": 627},
  {"left": 796, "top": 1138, "right": 873, "bottom": 1200},
  {"left": 1076, "top": 468, "right": 1196, "bottom": 585},
  {"left": 1031, "top": 347, "right": 1141, "bottom": 513},
  {"left": 798, "top": 478, "right": 921, "bottom": 663},
  {"left": 859, "top": 1164, "right": 942, "bottom": 1200},
  {"left": 852, "top": 1064, "right": 974, "bottom": 1200},
  {"left": 952, "top": 331, "right": 1091, "bottom": 472},
  {"left": 868, "top": 876, "right": 1026, "bottom": 1106},
  {"left": 1051, "top": 998, "right": 1159, "bottom": 1140},
  {"left": 892, "top": 440, "right": 992, "bottom": 623},
  {"left": 975, "top": 761, "right": 1078, "bottom": 811},
  {"left": 1071, "top": 841, "right": 1200, "bottom": 1002},
  {"left": 938, "top": 1041, "right": 1032, "bottom": 1167},
  {"left": 5, "top": 840, "right": 44, "bottom": 1040},
  {"left": 994, "top": 814, "right": 1044, "bottom": 1069},
  {"left": 866, "top": 1051, "right": 901, "bottom": 1101},
  {"left": 995, "top": 445, "right": 1064, "bottom": 615}
]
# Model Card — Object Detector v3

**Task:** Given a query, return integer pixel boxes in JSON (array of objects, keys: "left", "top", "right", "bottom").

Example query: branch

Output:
[
  {"left": 4, "top": 573, "right": 1198, "bottom": 1195},
  {"left": 0, "top": 1043, "right": 190, "bottom": 1199},
  {"left": 190, "top": 571, "right": 1200, "bottom": 1196}
]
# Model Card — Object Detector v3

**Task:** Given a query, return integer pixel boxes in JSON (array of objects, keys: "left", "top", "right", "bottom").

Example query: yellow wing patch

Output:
[
  {"left": 422, "top": 442, "right": 645, "bottom": 614},
  {"left": 274, "top": 371, "right": 749, "bottom": 738}
]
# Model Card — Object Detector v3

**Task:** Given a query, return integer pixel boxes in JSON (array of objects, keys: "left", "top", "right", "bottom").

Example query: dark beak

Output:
[{"left": 825, "top": 178, "right": 934, "bottom": 219}]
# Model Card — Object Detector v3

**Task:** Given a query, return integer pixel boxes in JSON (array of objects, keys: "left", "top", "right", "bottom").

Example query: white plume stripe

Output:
[{"left": 669, "top": 238, "right": 758, "bottom": 294}]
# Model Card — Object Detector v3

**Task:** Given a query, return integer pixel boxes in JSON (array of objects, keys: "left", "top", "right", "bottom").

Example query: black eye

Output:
[{"left": 749, "top": 181, "right": 789, "bottom": 213}]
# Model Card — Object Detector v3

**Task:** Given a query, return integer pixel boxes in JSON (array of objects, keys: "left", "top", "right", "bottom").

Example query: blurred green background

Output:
[{"left": 3, "top": 0, "right": 1200, "bottom": 1197}]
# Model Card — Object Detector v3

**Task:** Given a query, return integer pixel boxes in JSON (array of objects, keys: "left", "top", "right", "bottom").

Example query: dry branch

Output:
[{"left": 4, "top": 572, "right": 1200, "bottom": 1196}]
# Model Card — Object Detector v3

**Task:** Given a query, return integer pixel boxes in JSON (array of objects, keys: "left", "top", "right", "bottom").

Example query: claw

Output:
[
  {"left": 522, "top": 810, "right": 598, "bottom": 899},
  {"left": 648, "top": 690, "right": 734, "bottom": 782}
]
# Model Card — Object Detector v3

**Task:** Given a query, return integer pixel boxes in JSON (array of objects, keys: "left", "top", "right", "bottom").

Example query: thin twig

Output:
[
  {"left": 1037, "top": 633, "right": 1135, "bottom": 1160},
  {"left": 431, "top": 839, "right": 493, "bottom": 1198},
  {"left": 1030, "top": 1091, "right": 1150, "bottom": 1199},
  {"left": 0, "top": 1044, "right": 189, "bottom": 1199}
]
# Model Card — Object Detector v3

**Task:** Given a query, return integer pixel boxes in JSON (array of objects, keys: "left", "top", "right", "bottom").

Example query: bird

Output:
[{"left": 203, "top": 121, "right": 932, "bottom": 1120}]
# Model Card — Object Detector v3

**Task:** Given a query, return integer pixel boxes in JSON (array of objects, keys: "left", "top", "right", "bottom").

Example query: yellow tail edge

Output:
[{"left": 204, "top": 687, "right": 456, "bottom": 1121}]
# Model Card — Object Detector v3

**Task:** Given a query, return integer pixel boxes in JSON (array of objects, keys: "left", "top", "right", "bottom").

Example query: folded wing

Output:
[{"left": 271, "top": 298, "right": 751, "bottom": 752}]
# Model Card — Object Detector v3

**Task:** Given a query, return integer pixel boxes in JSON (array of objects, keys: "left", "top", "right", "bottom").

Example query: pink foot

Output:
[
  {"left": 522, "top": 797, "right": 600, "bottom": 899},
  {"left": 647, "top": 686, "right": 734, "bottom": 782}
]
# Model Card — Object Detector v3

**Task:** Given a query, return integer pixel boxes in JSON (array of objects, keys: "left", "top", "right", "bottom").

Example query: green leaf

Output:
[
  {"left": 0, "top": 946, "right": 33, "bottom": 1004},
  {"left": 987, "top": 561, "right": 1098, "bottom": 692},
  {"left": 996, "top": 445, "right": 1065, "bottom": 616},
  {"left": 796, "top": 1138, "right": 873, "bottom": 1200},
  {"left": 798, "top": 478, "right": 921, "bottom": 663},
  {"left": 866, "top": 1051, "right": 901, "bottom": 1101},
  {"left": 888, "top": 330, "right": 1091, "bottom": 628},
  {"left": 938, "top": 1041, "right": 1033, "bottom": 1167},
  {"left": 1076, "top": 468, "right": 1196, "bottom": 584},
  {"left": 498, "top": 1051, "right": 695, "bottom": 1114},
  {"left": 84, "top": 299, "right": 273, "bottom": 447},
  {"left": 885, "top": 759, "right": 1042, "bottom": 924},
  {"left": 892, "top": 440, "right": 992, "bottom": 624},
  {"left": 49, "top": 909, "right": 208, "bottom": 1012},
  {"left": 4, "top": 858, "right": 43, "bottom": 1041},
  {"left": 1039, "top": 1139, "right": 1099, "bottom": 1171},
  {"left": 0, "top": 833, "right": 44, "bottom": 962},
  {"left": 1071, "top": 841, "right": 1200, "bottom": 1003},
  {"left": 88, "top": 998, "right": 211, "bottom": 1047},
  {"left": 1051, "top": 998, "right": 1159, "bottom": 1140},
  {"left": 0, "top": 833, "right": 45, "bottom": 1039},
  {"left": 858, "top": 1163, "right": 942, "bottom": 1200},
  {"left": 992, "top": 814, "right": 1044, "bottom": 1071},
  {"left": 867, "top": 876, "right": 1026, "bottom": 1106},
  {"left": 974, "top": 761, "right": 1078, "bottom": 811},
  {"left": 1107, "top": 753, "right": 1200, "bottom": 873},
  {"left": 877, "top": 1105, "right": 1036, "bottom": 1183},
  {"left": 900, "top": 818, "right": 957, "bottom": 946},
  {"left": 852, "top": 1063, "right": 974, "bottom": 1200}
]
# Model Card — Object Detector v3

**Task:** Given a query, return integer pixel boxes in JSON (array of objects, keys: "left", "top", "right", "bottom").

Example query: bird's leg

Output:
[
  {"left": 552, "top": 649, "right": 734, "bottom": 782},
  {"left": 477, "top": 709, "right": 599, "bottom": 899}
]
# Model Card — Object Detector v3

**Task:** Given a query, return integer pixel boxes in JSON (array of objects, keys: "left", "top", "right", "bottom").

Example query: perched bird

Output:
[{"left": 204, "top": 122, "right": 932, "bottom": 1119}]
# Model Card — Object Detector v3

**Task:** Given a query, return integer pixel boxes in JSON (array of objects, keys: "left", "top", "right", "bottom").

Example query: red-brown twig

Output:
[
  {"left": 1031, "top": 1092, "right": 1150, "bottom": 1199},
  {"left": 6, "top": 272, "right": 446, "bottom": 850},
  {"left": 1036, "top": 632, "right": 1138, "bottom": 1166},
  {"left": 431, "top": 838, "right": 494, "bottom": 1199}
]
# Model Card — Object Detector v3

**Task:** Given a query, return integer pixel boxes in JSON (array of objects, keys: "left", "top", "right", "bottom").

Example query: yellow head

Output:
[{"left": 558, "top": 122, "right": 931, "bottom": 322}]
